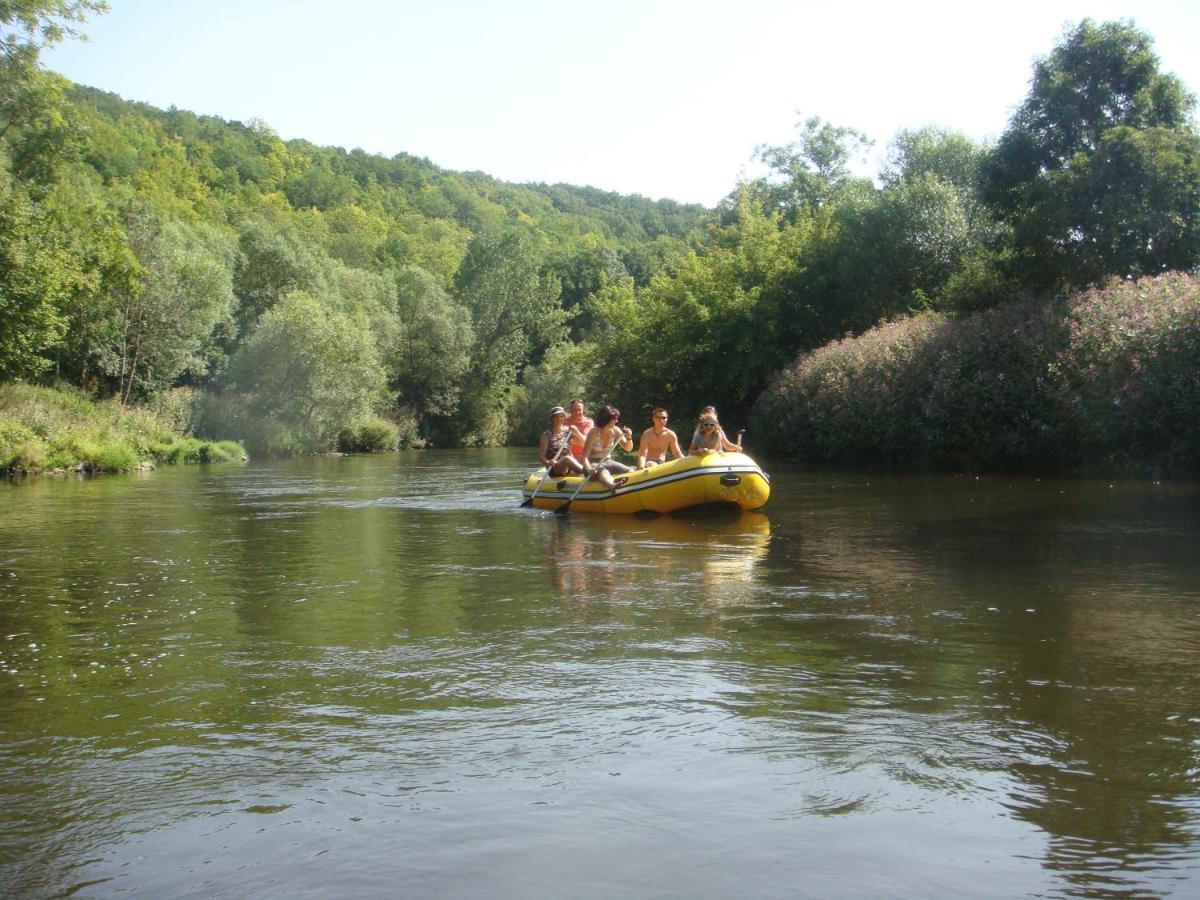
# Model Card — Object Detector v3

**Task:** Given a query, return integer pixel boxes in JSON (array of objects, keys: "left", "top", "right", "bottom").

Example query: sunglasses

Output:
[
  {"left": 700, "top": 423, "right": 716, "bottom": 429},
  {"left": 654, "top": 415, "right": 667, "bottom": 421}
]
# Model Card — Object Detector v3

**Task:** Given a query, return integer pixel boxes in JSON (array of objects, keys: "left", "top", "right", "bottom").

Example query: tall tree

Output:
[
  {"left": 0, "top": 170, "right": 74, "bottom": 376},
  {"left": 983, "top": 19, "right": 1200, "bottom": 292},
  {"left": 445, "top": 230, "right": 565, "bottom": 445},
  {"left": 751, "top": 115, "right": 873, "bottom": 221},
  {"left": 1, "top": 1, "right": 107, "bottom": 180},
  {"left": 588, "top": 195, "right": 802, "bottom": 424},
  {"left": 224, "top": 290, "right": 387, "bottom": 453},
  {"left": 104, "top": 205, "right": 237, "bottom": 403},
  {"left": 387, "top": 265, "right": 473, "bottom": 426}
]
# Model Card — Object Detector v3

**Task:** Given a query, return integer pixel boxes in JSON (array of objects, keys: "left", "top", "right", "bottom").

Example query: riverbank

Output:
[
  {"left": 0, "top": 384, "right": 245, "bottom": 475},
  {"left": 752, "top": 272, "right": 1200, "bottom": 479}
]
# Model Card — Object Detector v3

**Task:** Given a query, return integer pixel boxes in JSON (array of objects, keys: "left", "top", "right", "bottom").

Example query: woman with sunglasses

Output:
[
  {"left": 581, "top": 404, "right": 634, "bottom": 489},
  {"left": 690, "top": 407, "right": 742, "bottom": 455}
]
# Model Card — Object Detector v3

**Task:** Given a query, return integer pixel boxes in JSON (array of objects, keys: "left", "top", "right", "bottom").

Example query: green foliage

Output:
[
  {"left": 336, "top": 415, "right": 401, "bottom": 453},
  {"left": 751, "top": 116, "right": 873, "bottom": 219},
  {"left": 0, "top": 381, "right": 245, "bottom": 472},
  {"left": 0, "top": 419, "right": 42, "bottom": 469},
  {"left": 105, "top": 204, "right": 238, "bottom": 401},
  {"left": 506, "top": 342, "right": 596, "bottom": 446},
  {"left": 588, "top": 194, "right": 804, "bottom": 427},
  {"left": 386, "top": 265, "right": 473, "bottom": 428},
  {"left": 5, "top": 12, "right": 1199, "bottom": 476},
  {"left": 218, "top": 290, "right": 388, "bottom": 454},
  {"left": 1, "top": 2, "right": 108, "bottom": 180},
  {"left": 87, "top": 437, "right": 137, "bottom": 471},
  {"left": 153, "top": 436, "right": 246, "bottom": 463},
  {"left": 754, "top": 273, "right": 1200, "bottom": 477},
  {"left": 41, "top": 171, "right": 141, "bottom": 386},
  {"left": 984, "top": 19, "right": 1200, "bottom": 292},
  {"left": 442, "top": 230, "right": 567, "bottom": 445},
  {"left": 1, "top": 68, "right": 707, "bottom": 450},
  {"left": 0, "top": 171, "right": 73, "bottom": 375},
  {"left": 232, "top": 215, "right": 325, "bottom": 331}
]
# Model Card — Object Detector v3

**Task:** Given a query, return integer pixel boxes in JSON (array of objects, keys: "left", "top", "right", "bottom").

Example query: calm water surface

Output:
[{"left": 1, "top": 450, "right": 1198, "bottom": 898}]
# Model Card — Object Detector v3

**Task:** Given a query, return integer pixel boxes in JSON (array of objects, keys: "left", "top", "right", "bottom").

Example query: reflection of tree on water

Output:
[{"left": 751, "top": 470, "right": 1200, "bottom": 893}]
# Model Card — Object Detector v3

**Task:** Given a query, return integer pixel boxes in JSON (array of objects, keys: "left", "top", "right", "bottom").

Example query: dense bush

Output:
[
  {"left": 1055, "top": 273, "right": 1200, "bottom": 474},
  {"left": 753, "top": 273, "right": 1200, "bottom": 477},
  {"left": 0, "top": 421, "right": 43, "bottom": 471},
  {"left": 336, "top": 416, "right": 401, "bottom": 453}
]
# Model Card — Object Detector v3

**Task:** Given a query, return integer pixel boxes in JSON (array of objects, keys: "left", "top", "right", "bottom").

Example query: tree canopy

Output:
[
  {"left": 984, "top": 19, "right": 1200, "bottom": 291},
  {"left": 2, "top": 10, "right": 1198, "bottom": 461}
]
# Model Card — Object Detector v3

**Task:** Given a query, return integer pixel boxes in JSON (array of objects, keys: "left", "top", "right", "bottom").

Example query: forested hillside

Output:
[
  {"left": 1, "top": 1, "right": 708, "bottom": 452},
  {"left": 4, "top": 4, "right": 1200, "bottom": 473}
]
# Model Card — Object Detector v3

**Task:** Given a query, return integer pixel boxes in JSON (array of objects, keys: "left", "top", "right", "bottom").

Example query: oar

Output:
[
  {"left": 521, "top": 442, "right": 567, "bottom": 507},
  {"left": 556, "top": 427, "right": 627, "bottom": 516}
]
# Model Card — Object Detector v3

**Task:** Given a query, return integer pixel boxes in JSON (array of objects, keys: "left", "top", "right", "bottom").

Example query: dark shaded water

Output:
[{"left": 2, "top": 450, "right": 1198, "bottom": 898}]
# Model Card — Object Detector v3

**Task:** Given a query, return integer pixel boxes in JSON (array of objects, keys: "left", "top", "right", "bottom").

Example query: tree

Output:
[
  {"left": 104, "top": 205, "right": 237, "bottom": 403},
  {"left": 444, "top": 230, "right": 565, "bottom": 445},
  {"left": 0, "top": 170, "right": 74, "bottom": 376},
  {"left": 547, "top": 237, "right": 628, "bottom": 340},
  {"left": 387, "top": 265, "right": 473, "bottom": 426},
  {"left": 42, "top": 171, "right": 139, "bottom": 387},
  {"left": 750, "top": 115, "right": 873, "bottom": 221},
  {"left": 1, "top": 2, "right": 108, "bottom": 180},
  {"left": 813, "top": 127, "right": 1005, "bottom": 319},
  {"left": 224, "top": 290, "right": 388, "bottom": 453},
  {"left": 587, "top": 195, "right": 802, "bottom": 425},
  {"left": 983, "top": 19, "right": 1200, "bottom": 292},
  {"left": 232, "top": 216, "right": 324, "bottom": 333}
]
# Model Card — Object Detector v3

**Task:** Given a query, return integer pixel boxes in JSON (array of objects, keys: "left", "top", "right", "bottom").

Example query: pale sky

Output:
[{"left": 42, "top": 0, "right": 1200, "bottom": 207}]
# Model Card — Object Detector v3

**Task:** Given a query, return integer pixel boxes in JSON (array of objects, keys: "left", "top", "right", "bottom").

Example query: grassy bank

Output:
[
  {"left": 753, "top": 273, "right": 1200, "bottom": 478},
  {"left": 0, "top": 384, "right": 246, "bottom": 475}
]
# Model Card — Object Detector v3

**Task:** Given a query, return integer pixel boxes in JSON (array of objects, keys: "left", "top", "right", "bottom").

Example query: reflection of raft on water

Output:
[{"left": 521, "top": 451, "right": 770, "bottom": 514}]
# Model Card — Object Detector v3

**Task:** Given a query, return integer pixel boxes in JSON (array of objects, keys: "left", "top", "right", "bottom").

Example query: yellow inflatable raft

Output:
[{"left": 521, "top": 451, "right": 770, "bottom": 514}]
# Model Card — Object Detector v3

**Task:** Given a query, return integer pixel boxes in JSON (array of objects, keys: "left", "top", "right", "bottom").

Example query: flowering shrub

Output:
[
  {"left": 753, "top": 273, "right": 1200, "bottom": 476},
  {"left": 1054, "top": 273, "right": 1200, "bottom": 475}
]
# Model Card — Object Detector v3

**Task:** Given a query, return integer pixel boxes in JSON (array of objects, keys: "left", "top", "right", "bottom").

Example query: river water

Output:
[{"left": 1, "top": 450, "right": 1198, "bottom": 898}]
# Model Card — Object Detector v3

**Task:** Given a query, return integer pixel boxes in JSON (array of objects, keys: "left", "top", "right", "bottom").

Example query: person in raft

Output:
[
  {"left": 581, "top": 404, "right": 634, "bottom": 489},
  {"left": 637, "top": 407, "right": 685, "bottom": 468},
  {"left": 564, "top": 398, "right": 593, "bottom": 460},
  {"left": 690, "top": 407, "right": 742, "bottom": 455},
  {"left": 539, "top": 406, "right": 587, "bottom": 476}
]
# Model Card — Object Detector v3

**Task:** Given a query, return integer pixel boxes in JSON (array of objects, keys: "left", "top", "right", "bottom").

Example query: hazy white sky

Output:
[{"left": 42, "top": 0, "right": 1200, "bottom": 207}]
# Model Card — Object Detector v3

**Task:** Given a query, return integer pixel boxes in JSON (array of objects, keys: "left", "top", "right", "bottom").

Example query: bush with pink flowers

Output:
[{"left": 753, "top": 273, "right": 1200, "bottom": 477}]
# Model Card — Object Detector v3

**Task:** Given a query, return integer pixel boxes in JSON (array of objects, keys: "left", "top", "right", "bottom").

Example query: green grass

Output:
[{"left": 0, "top": 383, "right": 247, "bottom": 475}]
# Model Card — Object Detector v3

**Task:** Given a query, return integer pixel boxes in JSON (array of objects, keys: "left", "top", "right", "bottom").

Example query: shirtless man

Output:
[{"left": 637, "top": 407, "right": 685, "bottom": 468}]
